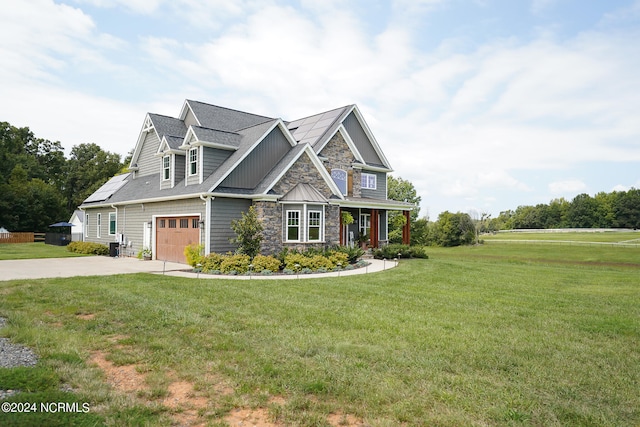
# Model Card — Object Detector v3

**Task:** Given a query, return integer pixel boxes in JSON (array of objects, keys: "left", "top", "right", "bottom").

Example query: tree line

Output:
[
  {"left": 386, "top": 176, "right": 640, "bottom": 247},
  {"left": 0, "top": 122, "right": 127, "bottom": 232}
]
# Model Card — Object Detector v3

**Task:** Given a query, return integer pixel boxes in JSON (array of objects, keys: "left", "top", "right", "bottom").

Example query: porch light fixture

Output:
[{"left": 198, "top": 220, "right": 205, "bottom": 229}]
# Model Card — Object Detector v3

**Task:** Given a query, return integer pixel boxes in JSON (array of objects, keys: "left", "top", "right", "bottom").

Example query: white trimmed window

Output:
[
  {"left": 331, "top": 169, "right": 347, "bottom": 195},
  {"left": 109, "top": 213, "right": 116, "bottom": 235},
  {"left": 286, "top": 210, "right": 300, "bottom": 241},
  {"left": 97, "top": 213, "right": 101, "bottom": 238},
  {"left": 85, "top": 214, "right": 89, "bottom": 238},
  {"left": 361, "top": 173, "right": 377, "bottom": 190},
  {"left": 162, "top": 155, "right": 170, "bottom": 181},
  {"left": 360, "top": 213, "right": 371, "bottom": 239},
  {"left": 308, "top": 210, "right": 322, "bottom": 241},
  {"left": 189, "top": 148, "right": 198, "bottom": 176}
]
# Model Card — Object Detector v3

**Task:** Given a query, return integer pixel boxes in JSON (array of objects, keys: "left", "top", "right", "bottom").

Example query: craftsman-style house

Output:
[{"left": 80, "top": 100, "right": 413, "bottom": 263}]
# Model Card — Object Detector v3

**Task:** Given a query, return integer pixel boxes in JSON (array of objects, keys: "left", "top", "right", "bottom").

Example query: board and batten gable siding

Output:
[
  {"left": 343, "top": 112, "right": 383, "bottom": 166},
  {"left": 202, "top": 147, "right": 233, "bottom": 179},
  {"left": 183, "top": 108, "right": 198, "bottom": 127},
  {"left": 220, "top": 126, "right": 291, "bottom": 189},
  {"left": 136, "top": 131, "right": 161, "bottom": 177},
  {"left": 360, "top": 170, "right": 387, "bottom": 199},
  {"left": 210, "top": 197, "right": 251, "bottom": 253}
]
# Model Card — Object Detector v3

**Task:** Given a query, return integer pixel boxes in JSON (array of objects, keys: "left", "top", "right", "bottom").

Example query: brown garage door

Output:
[{"left": 156, "top": 216, "right": 200, "bottom": 263}]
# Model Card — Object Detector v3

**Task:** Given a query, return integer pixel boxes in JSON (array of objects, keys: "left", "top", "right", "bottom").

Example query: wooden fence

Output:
[{"left": 0, "top": 232, "right": 35, "bottom": 244}]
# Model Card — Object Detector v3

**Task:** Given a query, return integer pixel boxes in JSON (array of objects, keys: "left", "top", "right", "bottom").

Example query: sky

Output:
[{"left": 1, "top": 0, "right": 639, "bottom": 219}]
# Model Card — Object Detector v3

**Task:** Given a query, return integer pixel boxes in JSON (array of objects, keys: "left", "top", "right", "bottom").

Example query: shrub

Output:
[
  {"left": 66, "top": 241, "right": 109, "bottom": 255},
  {"left": 327, "top": 251, "right": 349, "bottom": 268},
  {"left": 220, "top": 253, "right": 251, "bottom": 274},
  {"left": 334, "top": 245, "right": 365, "bottom": 264},
  {"left": 201, "top": 253, "right": 224, "bottom": 273},
  {"left": 251, "top": 254, "right": 281, "bottom": 273},
  {"left": 372, "top": 244, "right": 429, "bottom": 260},
  {"left": 184, "top": 244, "right": 204, "bottom": 267},
  {"left": 230, "top": 205, "right": 263, "bottom": 258}
]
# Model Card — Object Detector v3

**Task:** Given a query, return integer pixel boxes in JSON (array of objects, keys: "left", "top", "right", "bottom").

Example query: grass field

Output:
[
  {"left": 0, "top": 242, "right": 638, "bottom": 426},
  {"left": 0, "top": 243, "right": 89, "bottom": 260},
  {"left": 484, "top": 230, "right": 640, "bottom": 243}
]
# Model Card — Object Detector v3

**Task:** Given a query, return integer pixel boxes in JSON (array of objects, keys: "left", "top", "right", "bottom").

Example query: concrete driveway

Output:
[
  {"left": 0, "top": 256, "right": 187, "bottom": 281},
  {"left": 0, "top": 256, "right": 397, "bottom": 281}
]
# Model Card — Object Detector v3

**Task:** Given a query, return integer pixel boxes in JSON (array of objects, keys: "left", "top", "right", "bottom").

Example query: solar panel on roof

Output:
[{"left": 83, "top": 173, "right": 130, "bottom": 203}]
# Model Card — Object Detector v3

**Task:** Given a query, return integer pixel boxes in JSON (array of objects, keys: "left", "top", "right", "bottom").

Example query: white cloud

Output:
[{"left": 548, "top": 179, "right": 587, "bottom": 194}]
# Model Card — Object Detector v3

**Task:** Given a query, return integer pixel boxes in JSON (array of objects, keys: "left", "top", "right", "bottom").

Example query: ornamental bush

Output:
[
  {"left": 66, "top": 241, "right": 109, "bottom": 255},
  {"left": 201, "top": 253, "right": 224, "bottom": 273},
  {"left": 372, "top": 244, "right": 429, "bottom": 259},
  {"left": 220, "top": 253, "right": 251, "bottom": 274},
  {"left": 251, "top": 254, "right": 281, "bottom": 273},
  {"left": 184, "top": 244, "right": 204, "bottom": 267}
]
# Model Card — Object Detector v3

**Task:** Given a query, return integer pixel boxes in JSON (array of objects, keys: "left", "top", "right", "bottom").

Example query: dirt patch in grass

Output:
[
  {"left": 225, "top": 407, "right": 275, "bottom": 427},
  {"left": 327, "top": 412, "right": 365, "bottom": 426},
  {"left": 163, "top": 380, "right": 208, "bottom": 427},
  {"left": 90, "top": 351, "right": 146, "bottom": 393},
  {"left": 76, "top": 313, "right": 96, "bottom": 320}
]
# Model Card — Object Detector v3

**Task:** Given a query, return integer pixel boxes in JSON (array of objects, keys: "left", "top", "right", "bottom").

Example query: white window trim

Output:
[
  {"left": 85, "top": 214, "right": 89, "bottom": 238},
  {"left": 162, "top": 155, "right": 170, "bottom": 181},
  {"left": 109, "top": 212, "right": 117, "bottom": 236},
  {"left": 360, "top": 212, "right": 371, "bottom": 238},
  {"left": 285, "top": 210, "right": 301, "bottom": 242},
  {"left": 362, "top": 172, "right": 377, "bottom": 190},
  {"left": 96, "top": 213, "right": 101, "bottom": 238},
  {"left": 307, "top": 209, "right": 324, "bottom": 242},
  {"left": 188, "top": 148, "right": 198, "bottom": 176}
]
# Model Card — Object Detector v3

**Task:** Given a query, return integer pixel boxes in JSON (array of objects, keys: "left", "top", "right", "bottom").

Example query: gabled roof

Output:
[
  {"left": 180, "top": 100, "right": 274, "bottom": 131},
  {"left": 287, "top": 105, "right": 393, "bottom": 171},
  {"left": 180, "top": 126, "right": 242, "bottom": 150},
  {"left": 286, "top": 105, "right": 351, "bottom": 147},
  {"left": 280, "top": 183, "right": 327, "bottom": 203}
]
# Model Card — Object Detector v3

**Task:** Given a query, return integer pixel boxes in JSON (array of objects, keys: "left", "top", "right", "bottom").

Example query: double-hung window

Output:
[
  {"left": 361, "top": 173, "right": 377, "bottom": 190},
  {"left": 189, "top": 148, "right": 198, "bottom": 176},
  {"left": 286, "top": 211, "right": 300, "bottom": 241},
  {"left": 96, "top": 213, "right": 101, "bottom": 238},
  {"left": 162, "top": 155, "right": 170, "bottom": 181},
  {"left": 308, "top": 210, "right": 322, "bottom": 241}
]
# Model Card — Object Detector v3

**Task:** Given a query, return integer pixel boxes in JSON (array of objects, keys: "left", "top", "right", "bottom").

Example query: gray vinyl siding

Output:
[
  {"left": 137, "top": 131, "right": 160, "bottom": 177},
  {"left": 84, "top": 198, "right": 205, "bottom": 257},
  {"left": 202, "top": 147, "right": 232, "bottom": 178},
  {"left": 221, "top": 127, "right": 290, "bottom": 189},
  {"left": 360, "top": 171, "right": 387, "bottom": 199},
  {"left": 210, "top": 197, "right": 251, "bottom": 253},
  {"left": 174, "top": 153, "right": 185, "bottom": 186},
  {"left": 343, "top": 112, "right": 383, "bottom": 166}
]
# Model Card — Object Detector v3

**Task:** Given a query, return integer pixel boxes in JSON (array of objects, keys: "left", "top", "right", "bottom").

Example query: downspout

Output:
[{"left": 200, "top": 194, "right": 213, "bottom": 255}]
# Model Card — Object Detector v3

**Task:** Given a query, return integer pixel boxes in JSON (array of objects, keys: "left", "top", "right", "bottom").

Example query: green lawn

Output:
[
  {"left": 0, "top": 243, "right": 89, "bottom": 260},
  {"left": 0, "top": 243, "right": 638, "bottom": 426},
  {"left": 484, "top": 230, "right": 640, "bottom": 243}
]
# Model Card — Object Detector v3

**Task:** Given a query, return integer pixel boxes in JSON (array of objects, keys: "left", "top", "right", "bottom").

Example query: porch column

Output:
[
  {"left": 402, "top": 210, "right": 411, "bottom": 245},
  {"left": 370, "top": 209, "right": 379, "bottom": 248},
  {"left": 339, "top": 208, "right": 344, "bottom": 246}
]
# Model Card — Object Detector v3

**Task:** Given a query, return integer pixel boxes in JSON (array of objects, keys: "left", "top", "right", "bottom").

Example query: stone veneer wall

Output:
[
  {"left": 254, "top": 200, "right": 282, "bottom": 255},
  {"left": 318, "top": 132, "right": 361, "bottom": 197},
  {"left": 255, "top": 151, "right": 342, "bottom": 255}
]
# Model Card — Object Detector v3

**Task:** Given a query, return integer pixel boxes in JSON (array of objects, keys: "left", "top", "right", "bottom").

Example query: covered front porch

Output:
[{"left": 339, "top": 205, "right": 412, "bottom": 248}]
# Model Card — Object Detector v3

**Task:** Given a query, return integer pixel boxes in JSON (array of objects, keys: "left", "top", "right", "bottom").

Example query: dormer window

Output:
[
  {"left": 162, "top": 155, "right": 170, "bottom": 181},
  {"left": 189, "top": 148, "right": 198, "bottom": 176}
]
